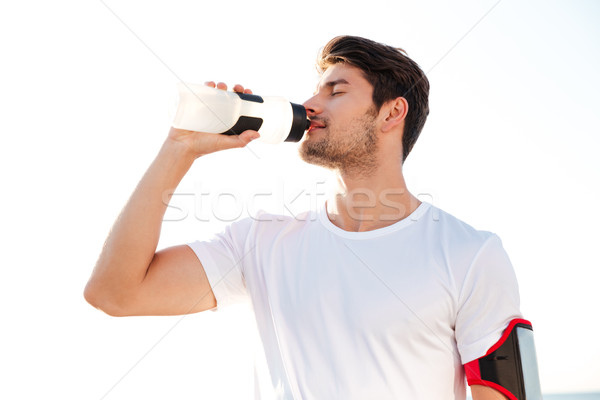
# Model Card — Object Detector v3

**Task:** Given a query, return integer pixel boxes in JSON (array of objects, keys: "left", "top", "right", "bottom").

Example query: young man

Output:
[{"left": 85, "top": 36, "right": 538, "bottom": 399}]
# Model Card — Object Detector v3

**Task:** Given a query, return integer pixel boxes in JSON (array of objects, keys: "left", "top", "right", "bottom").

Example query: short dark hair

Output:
[{"left": 317, "top": 36, "right": 430, "bottom": 161}]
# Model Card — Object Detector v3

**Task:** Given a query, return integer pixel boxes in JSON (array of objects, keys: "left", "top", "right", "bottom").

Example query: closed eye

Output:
[{"left": 331, "top": 92, "right": 344, "bottom": 96}]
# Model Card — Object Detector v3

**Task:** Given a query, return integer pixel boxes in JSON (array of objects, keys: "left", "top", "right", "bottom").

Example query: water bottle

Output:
[{"left": 171, "top": 83, "right": 310, "bottom": 144}]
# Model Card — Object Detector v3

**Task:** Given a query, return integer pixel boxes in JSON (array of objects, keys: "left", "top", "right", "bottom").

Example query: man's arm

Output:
[
  {"left": 471, "top": 385, "right": 508, "bottom": 400},
  {"left": 84, "top": 83, "right": 259, "bottom": 316}
]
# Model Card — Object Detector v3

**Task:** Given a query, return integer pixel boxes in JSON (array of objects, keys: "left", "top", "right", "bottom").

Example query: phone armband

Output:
[{"left": 464, "top": 319, "right": 542, "bottom": 400}]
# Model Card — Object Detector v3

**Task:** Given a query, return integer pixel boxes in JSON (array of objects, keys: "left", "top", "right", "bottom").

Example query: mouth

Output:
[{"left": 308, "top": 120, "right": 326, "bottom": 133}]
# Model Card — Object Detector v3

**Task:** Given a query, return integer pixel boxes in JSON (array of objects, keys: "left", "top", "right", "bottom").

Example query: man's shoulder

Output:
[
  {"left": 425, "top": 204, "right": 497, "bottom": 249},
  {"left": 252, "top": 209, "right": 315, "bottom": 224},
  {"left": 231, "top": 209, "right": 316, "bottom": 236},
  {"left": 422, "top": 205, "right": 509, "bottom": 282}
]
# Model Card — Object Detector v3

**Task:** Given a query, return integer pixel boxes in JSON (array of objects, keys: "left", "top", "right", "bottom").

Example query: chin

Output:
[{"left": 298, "top": 143, "right": 337, "bottom": 170}]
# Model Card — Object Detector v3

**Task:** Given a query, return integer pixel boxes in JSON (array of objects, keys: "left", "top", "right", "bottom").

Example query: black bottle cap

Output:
[{"left": 286, "top": 103, "right": 310, "bottom": 142}]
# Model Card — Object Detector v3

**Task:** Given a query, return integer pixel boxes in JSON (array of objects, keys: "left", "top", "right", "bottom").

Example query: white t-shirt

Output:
[{"left": 188, "top": 202, "right": 521, "bottom": 400}]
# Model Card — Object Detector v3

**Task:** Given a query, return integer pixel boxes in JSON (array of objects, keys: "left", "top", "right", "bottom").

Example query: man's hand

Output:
[{"left": 168, "top": 82, "right": 260, "bottom": 159}]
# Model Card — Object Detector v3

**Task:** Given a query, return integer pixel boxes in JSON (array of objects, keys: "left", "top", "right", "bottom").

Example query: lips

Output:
[{"left": 308, "top": 120, "right": 326, "bottom": 133}]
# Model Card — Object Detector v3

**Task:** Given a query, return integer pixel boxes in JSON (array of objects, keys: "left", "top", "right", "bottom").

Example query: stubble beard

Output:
[{"left": 299, "top": 111, "right": 379, "bottom": 177}]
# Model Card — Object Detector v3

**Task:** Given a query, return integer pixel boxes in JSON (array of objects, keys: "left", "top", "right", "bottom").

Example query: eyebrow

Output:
[{"left": 325, "top": 78, "right": 350, "bottom": 88}]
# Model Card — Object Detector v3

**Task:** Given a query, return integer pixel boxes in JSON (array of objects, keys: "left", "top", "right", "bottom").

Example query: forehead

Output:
[{"left": 317, "top": 63, "right": 372, "bottom": 91}]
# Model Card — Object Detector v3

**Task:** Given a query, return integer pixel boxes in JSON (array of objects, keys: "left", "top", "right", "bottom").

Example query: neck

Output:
[{"left": 326, "top": 162, "right": 421, "bottom": 232}]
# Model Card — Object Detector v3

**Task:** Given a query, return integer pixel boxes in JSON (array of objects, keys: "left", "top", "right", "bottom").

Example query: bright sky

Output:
[{"left": 1, "top": 0, "right": 599, "bottom": 398}]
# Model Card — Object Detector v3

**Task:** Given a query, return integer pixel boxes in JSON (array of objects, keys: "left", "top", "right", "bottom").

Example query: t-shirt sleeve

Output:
[
  {"left": 455, "top": 234, "right": 522, "bottom": 364},
  {"left": 186, "top": 218, "right": 255, "bottom": 311}
]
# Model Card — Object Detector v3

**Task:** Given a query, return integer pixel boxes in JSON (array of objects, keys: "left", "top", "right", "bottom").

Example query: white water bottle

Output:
[{"left": 171, "top": 83, "right": 310, "bottom": 144}]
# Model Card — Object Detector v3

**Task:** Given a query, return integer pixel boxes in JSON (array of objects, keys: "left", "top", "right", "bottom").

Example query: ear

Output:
[{"left": 380, "top": 97, "right": 408, "bottom": 133}]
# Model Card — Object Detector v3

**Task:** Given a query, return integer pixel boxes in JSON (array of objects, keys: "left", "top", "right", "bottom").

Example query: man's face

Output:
[{"left": 299, "top": 63, "right": 380, "bottom": 175}]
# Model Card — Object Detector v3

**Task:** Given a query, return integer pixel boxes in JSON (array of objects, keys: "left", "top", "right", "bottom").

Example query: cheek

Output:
[
  {"left": 333, "top": 97, "right": 373, "bottom": 120},
  {"left": 329, "top": 106, "right": 353, "bottom": 128},
  {"left": 334, "top": 110, "right": 363, "bottom": 133}
]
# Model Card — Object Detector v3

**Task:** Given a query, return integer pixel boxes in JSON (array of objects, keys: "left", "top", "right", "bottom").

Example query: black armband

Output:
[{"left": 464, "top": 319, "right": 542, "bottom": 400}]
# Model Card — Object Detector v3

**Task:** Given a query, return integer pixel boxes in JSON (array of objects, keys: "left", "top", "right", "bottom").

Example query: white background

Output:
[{"left": 1, "top": 0, "right": 599, "bottom": 398}]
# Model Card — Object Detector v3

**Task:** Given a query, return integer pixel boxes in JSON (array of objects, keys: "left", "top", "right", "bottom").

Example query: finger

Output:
[
  {"left": 243, "top": 88, "right": 253, "bottom": 94},
  {"left": 216, "top": 82, "right": 227, "bottom": 90},
  {"left": 214, "top": 130, "right": 260, "bottom": 152},
  {"left": 204, "top": 81, "right": 216, "bottom": 88},
  {"left": 233, "top": 84, "right": 245, "bottom": 93},
  {"left": 235, "top": 130, "right": 261, "bottom": 147}
]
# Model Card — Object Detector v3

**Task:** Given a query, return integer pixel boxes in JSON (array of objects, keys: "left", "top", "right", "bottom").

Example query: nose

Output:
[{"left": 302, "top": 94, "right": 322, "bottom": 117}]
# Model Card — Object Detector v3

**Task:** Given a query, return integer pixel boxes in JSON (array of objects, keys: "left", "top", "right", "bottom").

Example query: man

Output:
[{"left": 85, "top": 36, "right": 538, "bottom": 399}]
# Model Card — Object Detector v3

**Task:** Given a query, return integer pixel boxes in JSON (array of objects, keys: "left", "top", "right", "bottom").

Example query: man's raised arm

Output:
[{"left": 84, "top": 83, "right": 259, "bottom": 317}]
